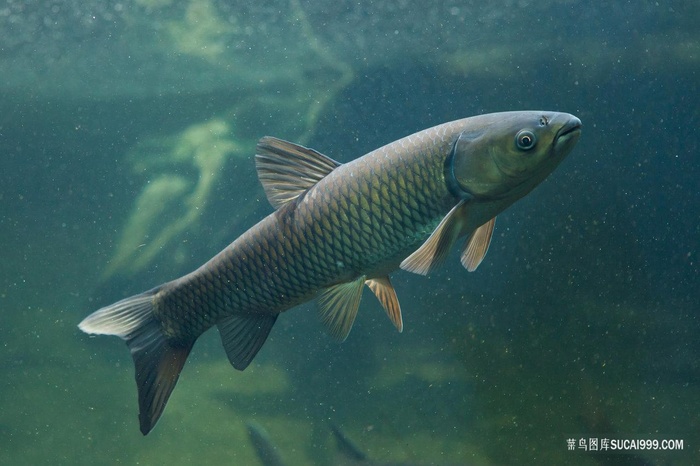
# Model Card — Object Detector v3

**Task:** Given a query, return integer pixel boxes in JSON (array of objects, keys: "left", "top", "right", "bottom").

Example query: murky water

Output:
[{"left": 1, "top": 1, "right": 697, "bottom": 464}]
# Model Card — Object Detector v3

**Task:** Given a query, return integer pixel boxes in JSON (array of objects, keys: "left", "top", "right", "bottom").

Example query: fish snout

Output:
[
  {"left": 552, "top": 113, "right": 582, "bottom": 153},
  {"left": 555, "top": 113, "right": 582, "bottom": 139}
]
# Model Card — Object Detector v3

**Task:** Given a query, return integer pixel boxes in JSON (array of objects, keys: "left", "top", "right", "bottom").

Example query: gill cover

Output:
[
  {"left": 447, "top": 113, "right": 560, "bottom": 200},
  {"left": 400, "top": 127, "right": 502, "bottom": 276},
  {"left": 402, "top": 113, "right": 569, "bottom": 277}
]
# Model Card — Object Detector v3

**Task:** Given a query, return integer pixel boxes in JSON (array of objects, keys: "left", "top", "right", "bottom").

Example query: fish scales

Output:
[
  {"left": 156, "top": 122, "right": 460, "bottom": 341},
  {"left": 79, "top": 111, "right": 581, "bottom": 434}
]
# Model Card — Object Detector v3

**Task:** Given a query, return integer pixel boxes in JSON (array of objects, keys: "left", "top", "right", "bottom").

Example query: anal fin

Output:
[
  {"left": 317, "top": 276, "right": 366, "bottom": 341},
  {"left": 400, "top": 200, "right": 469, "bottom": 276},
  {"left": 461, "top": 217, "right": 495, "bottom": 271},
  {"left": 366, "top": 276, "right": 403, "bottom": 332},
  {"left": 217, "top": 314, "right": 278, "bottom": 370}
]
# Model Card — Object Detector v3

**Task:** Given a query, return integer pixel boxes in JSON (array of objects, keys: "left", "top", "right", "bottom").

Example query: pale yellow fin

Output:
[
  {"left": 317, "top": 276, "right": 366, "bottom": 341},
  {"left": 255, "top": 136, "right": 342, "bottom": 209},
  {"left": 400, "top": 200, "right": 469, "bottom": 276},
  {"left": 460, "top": 217, "right": 496, "bottom": 272},
  {"left": 366, "top": 276, "right": 403, "bottom": 332}
]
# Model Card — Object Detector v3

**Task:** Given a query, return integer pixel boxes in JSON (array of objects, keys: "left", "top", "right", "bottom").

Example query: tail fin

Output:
[{"left": 79, "top": 288, "right": 193, "bottom": 435}]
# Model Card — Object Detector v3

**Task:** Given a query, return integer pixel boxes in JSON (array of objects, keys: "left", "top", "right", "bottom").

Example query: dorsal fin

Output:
[
  {"left": 255, "top": 136, "right": 342, "bottom": 209},
  {"left": 460, "top": 217, "right": 495, "bottom": 272}
]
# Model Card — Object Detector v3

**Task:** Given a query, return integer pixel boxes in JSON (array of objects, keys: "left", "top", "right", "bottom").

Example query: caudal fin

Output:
[{"left": 79, "top": 288, "right": 193, "bottom": 435}]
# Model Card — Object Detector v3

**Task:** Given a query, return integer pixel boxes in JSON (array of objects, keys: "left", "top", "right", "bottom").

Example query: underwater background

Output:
[{"left": 1, "top": 1, "right": 697, "bottom": 464}]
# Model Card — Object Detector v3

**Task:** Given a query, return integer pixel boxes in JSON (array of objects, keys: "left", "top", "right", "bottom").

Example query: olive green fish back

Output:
[{"left": 154, "top": 121, "right": 467, "bottom": 341}]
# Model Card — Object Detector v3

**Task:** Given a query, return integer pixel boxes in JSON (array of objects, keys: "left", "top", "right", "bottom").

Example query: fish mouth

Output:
[{"left": 555, "top": 116, "right": 582, "bottom": 142}]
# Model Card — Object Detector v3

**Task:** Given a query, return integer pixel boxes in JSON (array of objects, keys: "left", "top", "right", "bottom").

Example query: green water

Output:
[{"left": 1, "top": 1, "right": 698, "bottom": 464}]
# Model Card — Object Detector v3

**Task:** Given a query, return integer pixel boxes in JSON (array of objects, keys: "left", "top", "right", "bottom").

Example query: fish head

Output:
[{"left": 449, "top": 111, "right": 582, "bottom": 200}]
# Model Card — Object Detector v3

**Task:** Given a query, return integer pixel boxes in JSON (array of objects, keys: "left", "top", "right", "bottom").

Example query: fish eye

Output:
[{"left": 515, "top": 130, "right": 537, "bottom": 151}]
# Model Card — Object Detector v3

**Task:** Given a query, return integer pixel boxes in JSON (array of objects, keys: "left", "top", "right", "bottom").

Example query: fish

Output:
[
  {"left": 246, "top": 421, "right": 477, "bottom": 466},
  {"left": 79, "top": 111, "right": 582, "bottom": 434},
  {"left": 246, "top": 422, "right": 288, "bottom": 466}
]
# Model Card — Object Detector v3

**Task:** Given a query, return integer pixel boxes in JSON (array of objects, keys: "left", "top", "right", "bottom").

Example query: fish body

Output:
[
  {"left": 79, "top": 111, "right": 581, "bottom": 434},
  {"left": 158, "top": 125, "right": 459, "bottom": 341}
]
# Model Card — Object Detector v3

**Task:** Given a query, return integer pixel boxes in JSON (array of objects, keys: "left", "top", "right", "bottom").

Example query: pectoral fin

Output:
[
  {"left": 318, "top": 276, "right": 366, "bottom": 341},
  {"left": 366, "top": 276, "right": 403, "bottom": 332},
  {"left": 255, "top": 136, "right": 342, "bottom": 209},
  {"left": 400, "top": 200, "right": 469, "bottom": 276},
  {"left": 460, "top": 217, "right": 495, "bottom": 272}
]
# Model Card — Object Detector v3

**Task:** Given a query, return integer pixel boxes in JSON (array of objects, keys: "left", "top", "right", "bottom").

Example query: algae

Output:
[
  {"left": 102, "top": 0, "right": 354, "bottom": 278},
  {"left": 167, "top": 0, "right": 233, "bottom": 62},
  {"left": 103, "top": 119, "right": 241, "bottom": 278}
]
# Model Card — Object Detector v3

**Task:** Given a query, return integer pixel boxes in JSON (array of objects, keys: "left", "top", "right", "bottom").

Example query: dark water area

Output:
[{"left": 1, "top": 1, "right": 698, "bottom": 465}]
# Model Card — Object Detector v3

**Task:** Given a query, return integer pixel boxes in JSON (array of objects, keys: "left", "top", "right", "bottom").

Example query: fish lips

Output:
[{"left": 554, "top": 115, "right": 582, "bottom": 148}]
